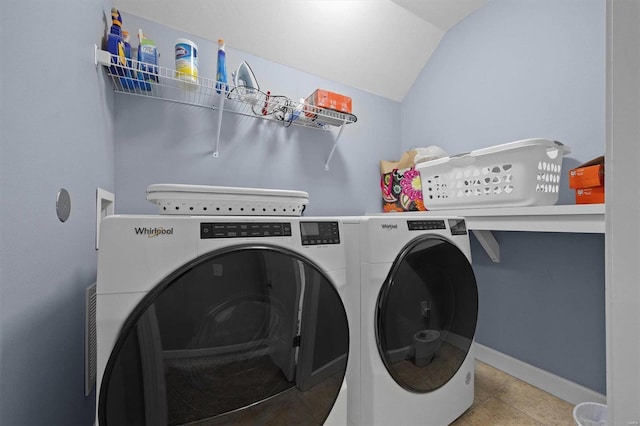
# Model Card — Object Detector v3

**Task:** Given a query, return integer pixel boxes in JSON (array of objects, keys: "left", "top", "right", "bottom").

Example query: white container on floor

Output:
[{"left": 573, "top": 402, "right": 607, "bottom": 426}]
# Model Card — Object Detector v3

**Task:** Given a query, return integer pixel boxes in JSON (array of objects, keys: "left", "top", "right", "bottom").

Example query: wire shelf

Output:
[{"left": 95, "top": 47, "right": 357, "bottom": 131}]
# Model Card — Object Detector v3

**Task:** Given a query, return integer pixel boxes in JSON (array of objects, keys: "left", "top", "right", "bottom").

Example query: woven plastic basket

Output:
[{"left": 416, "top": 138, "right": 570, "bottom": 210}]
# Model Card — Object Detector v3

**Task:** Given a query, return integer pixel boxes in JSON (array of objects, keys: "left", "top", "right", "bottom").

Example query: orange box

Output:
[
  {"left": 576, "top": 185, "right": 605, "bottom": 204},
  {"left": 306, "top": 89, "right": 352, "bottom": 114},
  {"left": 568, "top": 156, "right": 604, "bottom": 189}
]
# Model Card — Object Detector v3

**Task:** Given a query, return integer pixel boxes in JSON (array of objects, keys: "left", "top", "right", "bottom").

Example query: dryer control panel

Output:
[
  {"left": 406, "top": 219, "right": 468, "bottom": 235},
  {"left": 407, "top": 220, "right": 446, "bottom": 231},
  {"left": 300, "top": 221, "right": 340, "bottom": 245},
  {"left": 200, "top": 222, "right": 292, "bottom": 239}
]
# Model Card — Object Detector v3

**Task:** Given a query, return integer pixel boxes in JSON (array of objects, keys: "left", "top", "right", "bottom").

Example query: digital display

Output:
[
  {"left": 448, "top": 219, "right": 468, "bottom": 235},
  {"left": 299, "top": 221, "right": 340, "bottom": 245},
  {"left": 300, "top": 222, "right": 320, "bottom": 237}
]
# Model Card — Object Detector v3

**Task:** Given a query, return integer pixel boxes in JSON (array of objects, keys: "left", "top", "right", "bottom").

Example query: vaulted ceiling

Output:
[{"left": 114, "top": 0, "right": 487, "bottom": 101}]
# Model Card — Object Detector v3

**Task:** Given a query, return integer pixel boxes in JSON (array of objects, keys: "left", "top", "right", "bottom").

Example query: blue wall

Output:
[
  {"left": 0, "top": 1, "right": 607, "bottom": 424},
  {"left": 471, "top": 232, "right": 605, "bottom": 392},
  {"left": 113, "top": 13, "right": 400, "bottom": 217},
  {"left": 0, "top": 1, "right": 114, "bottom": 424},
  {"left": 402, "top": 0, "right": 604, "bottom": 162},
  {"left": 402, "top": 0, "right": 606, "bottom": 393}
]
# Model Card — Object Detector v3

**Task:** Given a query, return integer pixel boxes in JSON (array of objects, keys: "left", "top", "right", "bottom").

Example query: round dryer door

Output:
[
  {"left": 376, "top": 235, "right": 478, "bottom": 393},
  {"left": 98, "top": 245, "right": 349, "bottom": 425}
]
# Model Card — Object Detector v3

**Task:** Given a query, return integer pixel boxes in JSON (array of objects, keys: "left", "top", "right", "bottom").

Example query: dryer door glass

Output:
[
  {"left": 99, "top": 246, "right": 349, "bottom": 426},
  {"left": 376, "top": 236, "right": 478, "bottom": 393}
]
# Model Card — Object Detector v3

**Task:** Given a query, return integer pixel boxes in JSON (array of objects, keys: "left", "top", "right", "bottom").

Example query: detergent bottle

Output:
[
  {"left": 216, "top": 39, "right": 228, "bottom": 94},
  {"left": 106, "top": 8, "right": 126, "bottom": 83},
  {"left": 137, "top": 29, "right": 159, "bottom": 91},
  {"left": 121, "top": 30, "right": 135, "bottom": 89}
]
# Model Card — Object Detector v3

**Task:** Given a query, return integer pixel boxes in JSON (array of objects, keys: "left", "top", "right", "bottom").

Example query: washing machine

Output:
[
  {"left": 344, "top": 215, "right": 478, "bottom": 426},
  {"left": 96, "top": 214, "right": 355, "bottom": 425}
]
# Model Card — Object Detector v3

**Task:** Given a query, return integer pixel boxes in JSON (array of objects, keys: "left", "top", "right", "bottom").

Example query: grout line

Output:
[
  {"left": 475, "top": 344, "right": 606, "bottom": 405},
  {"left": 492, "top": 382, "right": 546, "bottom": 425},
  {"left": 471, "top": 362, "right": 573, "bottom": 426}
]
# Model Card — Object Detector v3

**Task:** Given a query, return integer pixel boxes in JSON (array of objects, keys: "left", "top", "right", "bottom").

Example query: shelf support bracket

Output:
[
  {"left": 324, "top": 120, "right": 347, "bottom": 171},
  {"left": 94, "top": 44, "right": 110, "bottom": 67},
  {"left": 213, "top": 91, "right": 226, "bottom": 158},
  {"left": 472, "top": 230, "right": 500, "bottom": 263}
]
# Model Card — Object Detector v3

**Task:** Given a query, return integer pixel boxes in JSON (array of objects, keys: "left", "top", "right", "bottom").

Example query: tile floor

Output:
[{"left": 452, "top": 361, "right": 576, "bottom": 426}]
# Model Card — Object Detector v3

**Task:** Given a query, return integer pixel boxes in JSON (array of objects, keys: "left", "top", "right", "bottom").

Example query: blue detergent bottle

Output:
[
  {"left": 216, "top": 39, "right": 228, "bottom": 94},
  {"left": 122, "top": 30, "right": 136, "bottom": 90},
  {"left": 106, "top": 8, "right": 126, "bottom": 85},
  {"left": 137, "top": 29, "right": 159, "bottom": 91}
]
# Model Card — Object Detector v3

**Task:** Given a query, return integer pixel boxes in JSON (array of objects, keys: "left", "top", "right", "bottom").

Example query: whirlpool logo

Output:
[
  {"left": 381, "top": 224, "right": 398, "bottom": 231},
  {"left": 134, "top": 227, "right": 174, "bottom": 238}
]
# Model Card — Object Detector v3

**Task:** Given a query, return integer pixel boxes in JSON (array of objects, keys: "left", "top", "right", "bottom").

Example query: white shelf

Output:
[
  {"left": 94, "top": 46, "right": 356, "bottom": 169},
  {"left": 388, "top": 204, "right": 605, "bottom": 262},
  {"left": 419, "top": 204, "right": 605, "bottom": 233}
]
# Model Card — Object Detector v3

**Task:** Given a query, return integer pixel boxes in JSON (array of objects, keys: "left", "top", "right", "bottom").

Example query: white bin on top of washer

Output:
[{"left": 146, "top": 183, "right": 309, "bottom": 216}]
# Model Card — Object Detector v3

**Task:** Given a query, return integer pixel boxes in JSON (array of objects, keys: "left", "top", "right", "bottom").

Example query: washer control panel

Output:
[
  {"left": 200, "top": 222, "right": 292, "bottom": 239},
  {"left": 300, "top": 221, "right": 340, "bottom": 245}
]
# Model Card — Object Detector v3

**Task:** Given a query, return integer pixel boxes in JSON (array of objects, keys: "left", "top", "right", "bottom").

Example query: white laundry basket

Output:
[
  {"left": 573, "top": 402, "right": 607, "bottom": 426},
  {"left": 416, "top": 138, "right": 570, "bottom": 210}
]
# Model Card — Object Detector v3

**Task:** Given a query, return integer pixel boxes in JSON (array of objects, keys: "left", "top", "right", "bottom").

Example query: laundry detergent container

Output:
[{"left": 416, "top": 138, "right": 570, "bottom": 210}]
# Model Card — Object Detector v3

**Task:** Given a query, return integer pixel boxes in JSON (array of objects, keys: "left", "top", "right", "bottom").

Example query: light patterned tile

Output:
[
  {"left": 451, "top": 397, "right": 543, "bottom": 426},
  {"left": 474, "top": 361, "right": 519, "bottom": 404},
  {"left": 495, "top": 380, "right": 575, "bottom": 426}
]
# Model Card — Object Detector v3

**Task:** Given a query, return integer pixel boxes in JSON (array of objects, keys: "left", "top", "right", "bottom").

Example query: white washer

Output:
[
  {"left": 344, "top": 215, "right": 478, "bottom": 426},
  {"left": 96, "top": 215, "right": 355, "bottom": 425}
]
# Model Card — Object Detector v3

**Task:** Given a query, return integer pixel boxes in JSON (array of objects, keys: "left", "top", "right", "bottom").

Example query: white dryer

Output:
[
  {"left": 344, "top": 215, "right": 478, "bottom": 426},
  {"left": 96, "top": 215, "right": 355, "bottom": 425}
]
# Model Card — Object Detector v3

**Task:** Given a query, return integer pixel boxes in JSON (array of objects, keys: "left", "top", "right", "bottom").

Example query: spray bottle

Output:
[
  {"left": 106, "top": 8, "right": 126, "bottom": 83},
  {"left": 216, "top": 39, "right": 228, "bottom": 94}
]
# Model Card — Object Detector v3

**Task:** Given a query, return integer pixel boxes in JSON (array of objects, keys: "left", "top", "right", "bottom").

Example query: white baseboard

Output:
[{"left": 475, "top": 343, "right": 606, "bottom": 406}]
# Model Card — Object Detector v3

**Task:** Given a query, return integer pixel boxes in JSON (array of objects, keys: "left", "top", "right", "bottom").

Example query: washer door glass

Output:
[
  {"left": 99, "top": 246, "right": 349, "bottom": 425},
  {"left": 376, "top": 236, "right": 478, "bottom": 393}
]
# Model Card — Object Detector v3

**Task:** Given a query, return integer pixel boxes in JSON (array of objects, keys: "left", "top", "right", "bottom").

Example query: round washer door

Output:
[
  {"left": 376, "top": 235, "right": 478, "bottom": 393},
  {"left": 99, "top": 245, "right": 349, "bottom": 425}
]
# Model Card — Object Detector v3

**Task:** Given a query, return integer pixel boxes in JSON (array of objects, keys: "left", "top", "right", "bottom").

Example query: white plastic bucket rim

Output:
[{"left": 573, "top": 402, "right": 608, "bottom": 426}]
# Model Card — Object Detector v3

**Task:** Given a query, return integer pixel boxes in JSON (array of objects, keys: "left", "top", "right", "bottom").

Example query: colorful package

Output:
[{"left": 381, "top": 167, "right": 426, "bottom": 212}]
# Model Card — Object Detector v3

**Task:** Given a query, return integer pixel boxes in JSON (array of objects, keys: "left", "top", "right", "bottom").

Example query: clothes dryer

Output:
[
  {"left": 96, "top": 215, "right": 354, "bottom": 425},
  {"left": 344, "top": 216, "right": 478, "bottom": 426}
]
